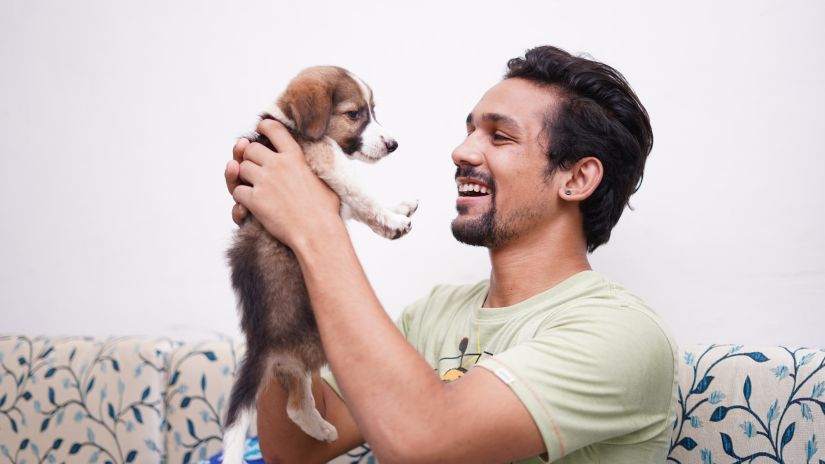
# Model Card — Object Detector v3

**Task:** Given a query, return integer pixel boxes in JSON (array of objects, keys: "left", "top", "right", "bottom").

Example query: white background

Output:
[{"left": 1, "top": 1, "right": 823, "bottom": 347}]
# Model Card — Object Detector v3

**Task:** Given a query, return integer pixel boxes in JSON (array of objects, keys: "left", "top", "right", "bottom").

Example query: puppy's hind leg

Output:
[{"left": 282, "top": 369, "right": 338, "bottom": 442}]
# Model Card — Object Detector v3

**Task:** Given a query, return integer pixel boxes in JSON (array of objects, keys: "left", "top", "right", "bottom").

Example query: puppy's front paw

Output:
[
  {"left": 392, "top": 199, "right": 419, "bottom": 218},
  {"left": 376, "top": 212, "right": 412, "bottom": 240}
]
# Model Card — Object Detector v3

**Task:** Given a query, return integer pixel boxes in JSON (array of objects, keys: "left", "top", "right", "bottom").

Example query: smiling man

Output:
[{"left": 225, "top": 45, "right": 678, "bottom": 463}]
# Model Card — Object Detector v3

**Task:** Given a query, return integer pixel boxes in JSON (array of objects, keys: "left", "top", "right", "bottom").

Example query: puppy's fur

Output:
[{"left": 222, "top": 66, "right": 417, "bottom": 463}]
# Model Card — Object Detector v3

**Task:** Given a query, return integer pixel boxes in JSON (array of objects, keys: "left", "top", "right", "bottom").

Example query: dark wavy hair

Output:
[{"left": 505, "top": 46, "right": 653, "bottom": 252}]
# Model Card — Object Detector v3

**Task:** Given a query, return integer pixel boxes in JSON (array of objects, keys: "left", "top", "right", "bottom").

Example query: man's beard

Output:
[{"left": 451, "top": 199, "right": 518, "bottom": 248}]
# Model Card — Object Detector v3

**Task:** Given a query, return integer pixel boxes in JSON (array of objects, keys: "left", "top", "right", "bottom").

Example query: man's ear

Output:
[
  {"left": 558, "top": 156, "right": 603, "bottom": 201},
  {"left": 280, "top": 72, "right": 334, "bottom": 141}
]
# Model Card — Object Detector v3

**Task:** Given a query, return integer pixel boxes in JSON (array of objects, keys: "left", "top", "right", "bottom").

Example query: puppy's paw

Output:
[
  {"left": 392, "top": 199, "right": 419, "bottom": 218},
  {"left": 375, "top": 212, "right": 412, "bottom": 240}
]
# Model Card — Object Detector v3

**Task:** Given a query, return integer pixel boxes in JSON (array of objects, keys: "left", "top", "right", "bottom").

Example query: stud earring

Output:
[{"left": 564, "top": 190, "right": 572, "bottom": 196}]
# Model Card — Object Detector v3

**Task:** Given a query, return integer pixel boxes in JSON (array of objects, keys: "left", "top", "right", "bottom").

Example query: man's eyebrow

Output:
[{"left": 481, "top": 112, "right": 522, "bottom": 133}]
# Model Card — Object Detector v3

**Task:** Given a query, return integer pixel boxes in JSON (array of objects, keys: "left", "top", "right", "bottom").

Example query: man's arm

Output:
[{"left": 232, "top": 120, "right": 546, "bottom": 463}]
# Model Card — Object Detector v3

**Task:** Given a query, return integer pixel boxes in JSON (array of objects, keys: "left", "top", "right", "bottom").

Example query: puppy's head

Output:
[{"left": 275, "top": 66, "right": 397, "bottom": 163}]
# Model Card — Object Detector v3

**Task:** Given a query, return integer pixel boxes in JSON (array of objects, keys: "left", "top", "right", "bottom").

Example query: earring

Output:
[{"left": 564, "top": 190, "right": 572, "bottom": 196}]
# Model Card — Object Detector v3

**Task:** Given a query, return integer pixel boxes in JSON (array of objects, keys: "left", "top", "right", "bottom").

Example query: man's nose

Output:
[{"left": 451, "top": 136, "right": 483, "bottom": 166}]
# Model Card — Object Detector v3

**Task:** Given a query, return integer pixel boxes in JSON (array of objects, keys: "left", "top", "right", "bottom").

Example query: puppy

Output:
[{"left": 222, "top": 66, "right": 417, "bottom": 463}]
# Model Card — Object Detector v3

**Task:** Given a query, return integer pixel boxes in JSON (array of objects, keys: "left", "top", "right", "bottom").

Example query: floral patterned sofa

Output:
[{"left": 1, "top": 336, "right": 823, "bottom": 464}]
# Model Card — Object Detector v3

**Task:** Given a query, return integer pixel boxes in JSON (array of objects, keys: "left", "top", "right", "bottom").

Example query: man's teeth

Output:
[{"left": 458, "top": 183, "right": 490, "bottom": 194}]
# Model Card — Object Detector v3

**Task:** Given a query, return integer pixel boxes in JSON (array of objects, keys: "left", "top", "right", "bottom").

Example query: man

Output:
[{"left": 224, "top": 45, "right": 678, "bottom": 463}]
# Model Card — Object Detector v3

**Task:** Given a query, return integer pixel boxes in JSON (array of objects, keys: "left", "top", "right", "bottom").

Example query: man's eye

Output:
[
  {"left": 345, "top": 111, "right": 360, "bottom": 120},
  {"left": 493, "top": 133, "right": 512, "bottom": 142}
]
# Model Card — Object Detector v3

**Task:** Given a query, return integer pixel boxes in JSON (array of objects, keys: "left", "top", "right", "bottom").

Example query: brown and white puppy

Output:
[{"left": 222, "top": 66, "right": 417, "bottom": 463}]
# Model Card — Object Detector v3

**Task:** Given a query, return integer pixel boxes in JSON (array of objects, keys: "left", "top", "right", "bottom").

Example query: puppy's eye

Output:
[{"left": 345, "top": 111, "right": 360, "bottom": 120}]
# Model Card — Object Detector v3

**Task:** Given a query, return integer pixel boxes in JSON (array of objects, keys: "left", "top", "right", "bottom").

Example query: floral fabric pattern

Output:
[
  {"left": 2, "top": 337, "right": 822, "bottom": 463},
  {"left": 668, "top": 345, "right": 825, "bottom": 464}
]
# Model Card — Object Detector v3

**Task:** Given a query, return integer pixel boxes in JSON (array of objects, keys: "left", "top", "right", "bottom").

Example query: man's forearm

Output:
[{"left": 293, "top": 221, "right": 451, "bottom": 459}]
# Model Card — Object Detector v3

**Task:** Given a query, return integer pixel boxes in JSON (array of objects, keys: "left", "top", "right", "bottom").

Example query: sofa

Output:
[{"left": 1, "top": 335, "right": 823, "bottom": 463}]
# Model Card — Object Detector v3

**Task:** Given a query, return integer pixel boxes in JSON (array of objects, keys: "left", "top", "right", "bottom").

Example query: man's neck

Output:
[{"left": 483, "top": 224, "right": 591, "bottom": 308}]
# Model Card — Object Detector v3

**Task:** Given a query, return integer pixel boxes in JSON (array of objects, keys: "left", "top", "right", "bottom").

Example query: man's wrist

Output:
[{"left": 291, "top": 216, "right": 350, "bottom": 264}]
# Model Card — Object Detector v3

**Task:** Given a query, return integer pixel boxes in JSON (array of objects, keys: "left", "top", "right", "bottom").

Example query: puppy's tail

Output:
[
  {"left": 224, "top": 350, "right": 267, "bottom": 428},
  {"left": 222, "top": 406, "right": 252, "bottom": 464}
]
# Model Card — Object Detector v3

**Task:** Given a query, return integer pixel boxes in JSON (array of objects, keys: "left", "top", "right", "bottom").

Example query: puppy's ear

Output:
[{"left": 280, "top": 70, "right": 335, "bottom": 141}]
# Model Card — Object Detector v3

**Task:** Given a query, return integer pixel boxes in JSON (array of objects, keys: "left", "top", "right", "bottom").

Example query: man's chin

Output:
[{"left": 451, "top": 216, "right": 493, "bottom": 247}]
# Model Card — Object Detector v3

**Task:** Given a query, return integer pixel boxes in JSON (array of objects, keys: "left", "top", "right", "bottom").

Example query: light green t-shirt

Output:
[{"left": 325, "top": 271, "right": 679, "bottom": 463}]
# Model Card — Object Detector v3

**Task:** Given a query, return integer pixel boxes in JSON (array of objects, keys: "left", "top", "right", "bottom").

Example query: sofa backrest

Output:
[{"left": 1, "top": 336, "right": 823, "bottom": 463}]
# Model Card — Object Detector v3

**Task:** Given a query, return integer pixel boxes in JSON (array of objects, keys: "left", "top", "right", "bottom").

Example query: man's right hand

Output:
[{"left": 225, "top": 138, "right": 250, "bottom": 226}]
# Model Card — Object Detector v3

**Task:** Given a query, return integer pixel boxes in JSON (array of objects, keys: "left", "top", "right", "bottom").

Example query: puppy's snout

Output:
[{"left": 385, "top": 139, "right": 399, "bottom": 153}]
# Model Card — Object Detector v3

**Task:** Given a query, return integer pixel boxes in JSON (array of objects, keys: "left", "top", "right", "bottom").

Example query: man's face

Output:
[{"left": 451, "top": 78, "right": 562, "bottom": 248}]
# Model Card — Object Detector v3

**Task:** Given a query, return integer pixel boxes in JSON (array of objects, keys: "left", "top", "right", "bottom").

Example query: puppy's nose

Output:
[{"left": 385, "top": 139, "right": 399, "bottom": 153}]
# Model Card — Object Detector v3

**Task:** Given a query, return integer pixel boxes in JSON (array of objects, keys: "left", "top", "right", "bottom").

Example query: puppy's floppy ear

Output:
[{"left": 280, "top": 69, "right": 336, "bottom": 141}]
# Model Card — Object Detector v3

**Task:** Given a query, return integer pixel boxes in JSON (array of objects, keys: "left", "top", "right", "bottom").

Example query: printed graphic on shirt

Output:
[{"left": 437, "top": 336, "right": 494, "bottom": 382}]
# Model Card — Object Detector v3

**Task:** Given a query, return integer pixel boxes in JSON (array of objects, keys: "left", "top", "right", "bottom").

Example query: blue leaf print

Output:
[
  {"left": 108, "top": 402, "right": 116, "bottom": 421},
  {"left": 701, "top": 448, "right": 716, "bottom": 464},
  {"left": 0, "top": 394, "right": 6, "bottom": 407},
  {"left": 720, "top": 433, "right": 738, "bottom": 458},
  {"left": 183, "top": 451, "right": 192, "bottom": 464},
  {"left": 781, "top": 422, "right": 796, "bottom": 451},
  {"left": 126, "top": 450, "right": 138, "bottom": 463},
  {"left": 48, "top": 386, "right": 55, "bottom": 404},
  {"left": 87, "top": 427, "right": 95, "bottom": 443},
  {"left": 20, "top": 439, "right": 29, "bottom": 451},
  {"left": 31, "top": 443, "right": 39, "bottom": 456},
  {"left": 52, "top": 439, "right": 62, "bottom": 450},
  {"left": 813, "top": 381, "right": 825, "bottom": 398},
  {"left": 111, "top": 359, "right": 120, "bottom": 372},
  {"left": 141, "top": 386, "right": 151, "bottom": 401},
  {"left": 74, "top": 411, "right": 84, "bottom": 422},
  {"left": 710, "top": 406, "right": 729, "bottom": 422},
  {"left": 684, "top": 352, "right": 695, "bottom": 366},
  {"left": 799, "top": 353, "right": 815, "bottom": 367},
  {"left": 118, "top": 379, "right": 125, "bottom": 395},
  {"left": 739, "top": 421, "right": 756, "bottom": 438},
  {"left": 56, "top": 409, "right": 64, "bottom": 425},
  {"left": 90, "top": 451, "right": 99, "bottom": 464},
  {"left": 45, "top": 367, "right": 56, "bottom": 378},
  {"left": 187, "top": 418, "right": 197, "bottom": 438},
  {"left": 744, "top": 352, "right": 769, "bottom": 362},
  {"left": 170, "top": 371, "right": 180, "bottom": 386},
  {"left": 743, "top": 376, "right": 752, "bottom": 402},
  {"left": 678, "top": 437, "right": 698, "bottom": 450},
  {"left": 768, "top": 399, "right": 779, "bottom": 425},
  {"left": 134, "top": 365, "right": 142, "bottom": 378},
  {"left": 808, "top": 434, "right": 818, "bottom": 462},
  {"left": 86, "top": 377, "right": 95, "bottom": 394},
  {"left": 34, "top": 400, "right": 41, "bottom": 413},
  {"left": 728, "top": 345, "right": 743, "bottom": 354},
  {"left": 203, "top": 351, "right": 217, "bottom": 361},
  {"left": 708, "top": 391, "right": 726, "bottom": 405},
  {"left": 11, "top": 418, "right": 17, "bottom": 433},
  {"left": 802, "top": 403, "right": 813, "bottom": 421},
  {"left": 201, "top": 373, "right": 207, "bottom": 392},
  {"left": 132, "top": 406, "right": 143, "bottom": 424},
  {"left": 693, "top": 375, "right": 715, "bottom": 394},
  {"left": 69, "top": 443, "right": 81, "bottom": 455},
  {"left": 40, "top": 417, "right": 50, "bottom": 432},
  {"left": 21, "top": 391, "right": 31, "bottom": 401},
  {"left": 181, "top": 396, "right": 191, "bottom": 408},
  {"left": 690, "top": 416, "right": 703, "bottom": 429},
  {"left": 200, "top": 410, "right": 209, "bottom": 423}
]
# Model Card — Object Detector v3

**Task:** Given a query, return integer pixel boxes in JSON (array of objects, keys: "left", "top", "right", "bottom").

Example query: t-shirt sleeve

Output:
[{"left": 476, "top": 305, "right": 676, "bottom": 462}]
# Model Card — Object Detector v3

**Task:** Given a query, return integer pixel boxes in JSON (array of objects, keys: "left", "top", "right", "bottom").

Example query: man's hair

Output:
[{"left": 505, "top": 46, "right": 653, "bottom": 252}]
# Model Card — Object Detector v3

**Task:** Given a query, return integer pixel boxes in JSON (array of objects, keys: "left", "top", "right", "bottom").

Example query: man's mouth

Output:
[{"left": 456, "top": 180, "right": 493, "bottom": 197}]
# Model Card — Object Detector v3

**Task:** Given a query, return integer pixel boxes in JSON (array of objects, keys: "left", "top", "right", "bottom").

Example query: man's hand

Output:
[
  {"left": 225, "top": 137, "right": 250, "bottom": 225},
  {"left": 226, "top": 119, "right": 342, "bottom": 249}
]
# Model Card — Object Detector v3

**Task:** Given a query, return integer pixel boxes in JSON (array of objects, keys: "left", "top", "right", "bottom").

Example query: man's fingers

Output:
[
  {"left": 232, "top": 202, "right": 248, "bottom": 226},
  {"left": 238, "top": 160, "right": 262, "bottom": 185},
  {"left": 242, "top": 141, "right": 273, "bottom": 165},
  {"left": 232, "top": 185, "right": 254, "bottom": 207},
  {"left": 256, "top": 119, "right": 301, "bottom": 154},
  {"left": 233, "top": 137, "right": 250, "bottom": 163},
  {"left": 225, "top": 160, "right": 241, "bottom": 194}
]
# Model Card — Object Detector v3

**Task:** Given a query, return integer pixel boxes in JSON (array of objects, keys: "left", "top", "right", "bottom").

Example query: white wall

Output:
[{"left": 1, "top": 0, "right": 823, "bottom": 347}]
